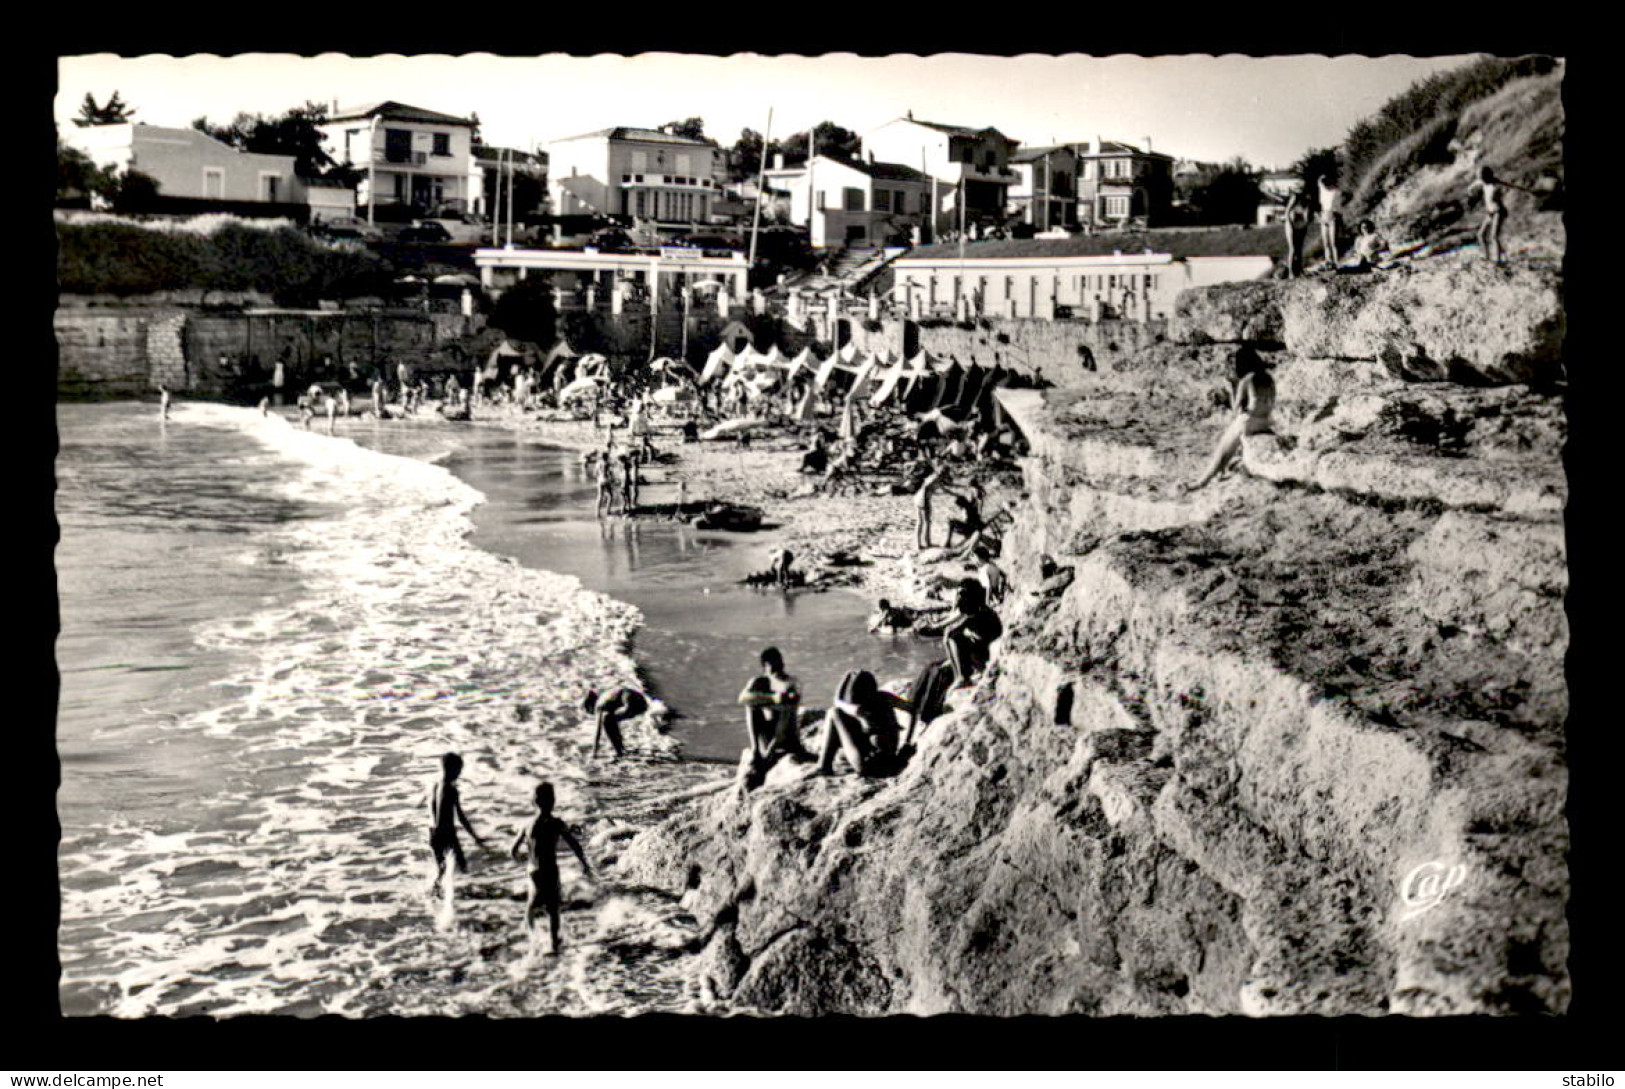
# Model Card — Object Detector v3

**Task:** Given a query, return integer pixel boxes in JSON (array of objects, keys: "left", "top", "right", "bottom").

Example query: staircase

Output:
[{"left": 784, "top": 245, "right": 899, "bottom": 296}]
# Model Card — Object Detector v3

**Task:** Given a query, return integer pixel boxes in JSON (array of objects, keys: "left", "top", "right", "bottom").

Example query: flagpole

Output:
[{"left": 748, "top": 108, "right": 774, "bottom": 271}]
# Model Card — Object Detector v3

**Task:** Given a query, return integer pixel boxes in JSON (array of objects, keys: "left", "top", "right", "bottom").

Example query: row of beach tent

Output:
[{"left": 490, "top": 334, "right": 1034, "bottom": 420}]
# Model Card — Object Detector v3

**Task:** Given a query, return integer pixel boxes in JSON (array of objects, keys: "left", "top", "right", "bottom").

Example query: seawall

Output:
[{"left": 616, "top": 258, "right": 1570, "bottom": 1016}]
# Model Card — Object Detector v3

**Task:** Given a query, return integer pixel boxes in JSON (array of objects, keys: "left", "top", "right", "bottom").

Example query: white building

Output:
[
  {"left": 63, "top": 122, "right": 301, "bottom": 206},
  {"left": 547, "top": 127, "right": 726, "bottom": 231},
  {"left": 759, "top": 154, "right": 931, "bottom": 248},
  {"left": 318, "top": 101, "right": 478, "bottom": 220},
  {"left": 891, "top": 238, "right": 1276, "bottom": 321},
  {"left": 860, "top": 115, "right": 1020, "bottom": 230}
]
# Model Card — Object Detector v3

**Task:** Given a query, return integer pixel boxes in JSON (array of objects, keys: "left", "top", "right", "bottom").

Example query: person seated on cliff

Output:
[
  {"left": 1181, "top": 345, "right": 1277, "bottom": 494},
  {"left": 1340, "top": 219, "right": 1391, "bottom": 273},
  {"left": 943, "top": 577, "right": 1004, "bottom": 689},
  {"left": 976, "top": 546, "right": 1009, "bottom": 607},
  {"left": 584, "top": 685, "right": 650, "bottom": 761},
  {"left": 738, "top": 646, "right": 806, "bottom": 770},
  {"left": 813, "top": 669, "right": 914, "bottom": 779},
  {"left": 943, "top": 487, "right": 985, "bottom": 549}
]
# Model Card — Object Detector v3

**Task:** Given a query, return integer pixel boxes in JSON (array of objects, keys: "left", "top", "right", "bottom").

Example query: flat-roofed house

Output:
[
  {"left": 63, "top": 122, "right": 304, "bottom": 213},
  {"left": 318, "top": 101, "right": 478, "bottom": 219},
  {"left": 547, "top": 126, "right": 726, "bottom": 233},
  {"left": 890, "top": 233, "right": 1281, "bottom": 322}
]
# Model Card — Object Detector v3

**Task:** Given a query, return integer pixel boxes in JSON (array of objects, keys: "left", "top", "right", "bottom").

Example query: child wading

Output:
[
  {"left": 510, "top": 782, "right": 592, "bottom": 954},
  {"left": 428, "top": 752, "right": 487, "bottom": 896}
]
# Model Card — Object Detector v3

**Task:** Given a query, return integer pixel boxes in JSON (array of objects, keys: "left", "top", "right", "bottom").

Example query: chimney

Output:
[
  {"left": 1143, "top": 136, "right": 1152, "bottom": 153},
  {"left": 907, "top": 109, "right": 914, "bottom": 120},
  {"left": 774, "top": 152, "right": 785, "bottom": 171}
]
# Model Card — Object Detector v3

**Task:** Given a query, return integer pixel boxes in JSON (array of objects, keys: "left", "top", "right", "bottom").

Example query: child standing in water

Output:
[
  {"left": 428, "top": 752, "right": 487, "bottom": 895},
  {"left": 510, "top": 782, "right": 592, "bottom": 954}
]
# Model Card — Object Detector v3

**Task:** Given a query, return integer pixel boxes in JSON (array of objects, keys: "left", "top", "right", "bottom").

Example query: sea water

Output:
[
  {"left": 57, "top": 402, "right": 721, "bottom": 1018},
  {"left": 56, "top": 402, "right": 941, "bottom": 1019}
]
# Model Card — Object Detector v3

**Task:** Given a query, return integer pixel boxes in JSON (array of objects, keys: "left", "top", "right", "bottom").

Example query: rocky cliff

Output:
[{"left": 618, "top": 256, "right": 1569, "bottom": 1017}]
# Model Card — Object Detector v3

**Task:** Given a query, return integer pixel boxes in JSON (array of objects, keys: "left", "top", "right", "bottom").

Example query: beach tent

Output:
[
  {"left": 868, "top": 358, "right": 910, "bottom": 408},
  {"left": 785, "top": 346, "right": 819, "bottom": 383},
  {"left": 717, "top": 321, "right": 755, "bottom": 354},
  {"left": 699, "top": 343, "right": 736, "bottom": 386},
  {"left": 847, "top": 354, "right": 879, "bottom": 402},
  {"left": 733, "top": 343, "right": 767, "bottom": 369},
  {"left": 932, "top": 361, "right": 966, "bottom": 411},
  {"left": 757, "top": 345, "right": 787, "bottom": 369},
  {"left": 813, "top": 354, "right": 842, "bottom": 390},
  {"left": 903, "top": 371, "right": 942, "bottom": 415},
  {"left": 838, "top": 341, "right": 862, "bottom": 364},
  {"left": 975, "top": 366, "right": 1009, "bottom": 430},
  {"left": 954, "top": 363, "right": 988, "bottom": 418},
  {"left": 838, "top": 398, "right": 858, "bottom": 442},
  {"left": 543, "top": 339, "right": 580, "bottom": 369},
  {"left": 794, "top": 382, "right": 819, "bottom": 423}
]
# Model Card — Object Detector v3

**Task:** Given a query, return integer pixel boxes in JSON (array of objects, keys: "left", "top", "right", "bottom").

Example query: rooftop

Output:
[
  {"left": 903, "top": 227, "right": 1287, "bottom": 261},
  {"left": 552, "top": 126, "right": 718, "bottom": 147},
  {"left": 327, "top": 101, "right": 475, "bottom": 126}
]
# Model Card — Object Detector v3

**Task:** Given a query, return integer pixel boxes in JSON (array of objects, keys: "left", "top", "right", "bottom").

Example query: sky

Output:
[{"left": 56, "top": 52, "right": 1486, "bottom": 170}]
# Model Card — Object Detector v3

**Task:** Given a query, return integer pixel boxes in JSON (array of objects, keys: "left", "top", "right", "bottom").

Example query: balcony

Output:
[
  {"left": 951, "top": 162, "right": 1018, "bottom": 184},
  {"left": 376, "top": 150, "right": 462, "bottom": 173}
]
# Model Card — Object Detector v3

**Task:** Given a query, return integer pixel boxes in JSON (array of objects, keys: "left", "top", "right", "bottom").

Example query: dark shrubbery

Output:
[
  {"left": 56, "top": 221, "right": 392, "bottom": 304},
  {"left": 487, "top": 275, "right": 558, "bottom": 347},
  {"left": 1341, "top": 54, "right": 1558, "bottom": 215}
]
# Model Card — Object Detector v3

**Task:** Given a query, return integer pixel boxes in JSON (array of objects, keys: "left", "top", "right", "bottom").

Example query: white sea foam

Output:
[{"left": 59, "top": 403, "right": 725, "bottom": 1018}]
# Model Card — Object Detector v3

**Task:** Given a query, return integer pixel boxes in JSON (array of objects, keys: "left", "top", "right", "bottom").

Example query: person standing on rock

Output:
[
  {"left": 1315, "top": 174, "right": 1341, "bottom": 269},
  {"left": 1183, "top": 346, "right": 1276, "bottom": 493},
  {"left": 1468, "top": 166, "right": 1533, "bottom": 265},
  {"left": 1284, "top": 189, "right": 1312, "bottom": 278}
]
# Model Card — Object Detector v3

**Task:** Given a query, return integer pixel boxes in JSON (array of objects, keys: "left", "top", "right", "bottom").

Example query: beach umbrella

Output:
[{"left": 559, "top": 374, "right": 606, "bottom": 402}]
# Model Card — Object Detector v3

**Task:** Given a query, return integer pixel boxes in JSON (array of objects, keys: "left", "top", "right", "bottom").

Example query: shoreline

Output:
[{"left": 460, "top": 403, "right": 1018, "bottom": 622}]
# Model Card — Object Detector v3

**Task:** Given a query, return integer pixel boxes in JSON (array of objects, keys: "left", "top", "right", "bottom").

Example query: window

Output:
[
  {"left": 1103, "top": 195, "right": 1130, "bottom": 218},
  {"left": 432, "top": 133, "right": 451, "bottom": 157},
  {"left": 260, "top": 173, "right": 280, "bottom": 202},
  {"left": 873, "top": 189, "right": 890, "bottom": 212},
  {"left": 816, "top": 190, "right": 826, "bottom": 210},
  {"left": 384, "top": 128, "right": 412, "bottom": 163},
  {"left": 843, "top": 187, "right": 864, "bottom": 212}
]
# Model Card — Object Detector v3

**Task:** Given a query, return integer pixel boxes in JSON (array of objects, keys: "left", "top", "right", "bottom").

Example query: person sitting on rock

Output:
[
  {"left": 738, "top": 646, "right": 805, "bottom": 771},
  {"left": 976, "top": 546, "right": 1009, "bottom": 607},
  {"left": 1343, "top": 219, "right": 1391, "bottom": 273},
  {"left": 943, "top": 487, "right": 985, "bottom": 549},
  {"left": 1182, "top": 345, "right": 1276, "bottom": 493},
  {"left": 1033, "top": 554, "right": 1077, "bottom": 599},
  {"left": 813, "top": 669, "right": 913, "bottom": 778},
  {"left": 942, "top": 577, "right": 1004, "bottom": 689}
]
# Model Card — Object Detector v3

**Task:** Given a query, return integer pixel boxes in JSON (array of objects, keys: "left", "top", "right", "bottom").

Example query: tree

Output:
[
  {"left": 730, "top": 128, "right": 765, "bottom": 183},
  {"left": 1291, "top": 146, "right": 1341, "bottom": 190},
  {"left": 56, "top": 140, "right": 119, "bottom": 205},
  {"left": 74, "top": 91, "right": 135, "bottom": 127},
  {"left": 488, "top": 276, "right": 558, "bottom": 347},
  {"left": 1188, "top": 158, "right": 1262, "bottom": 226},
  {"left": 661, "top": 117, "right": 710, "bottom": 143},
  {"left": 109, "top": 170, "right": 162, "bottom": 213},
  {"left": 192, "top": 101, "right": 338, "bottom": 178}
]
